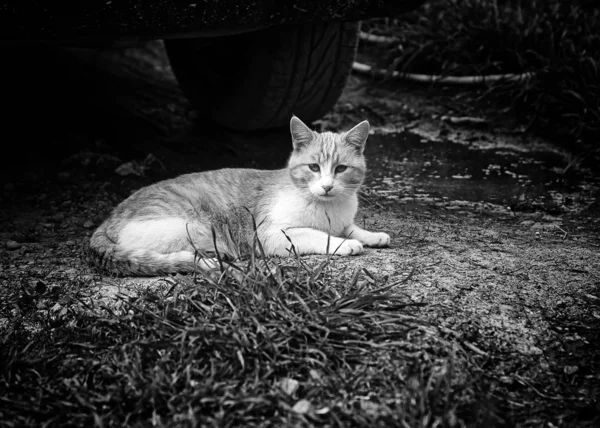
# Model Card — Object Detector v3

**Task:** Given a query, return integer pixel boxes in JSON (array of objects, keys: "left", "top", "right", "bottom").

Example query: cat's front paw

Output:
[
  {"left": 360, "top": 232, "right": 391, "bottom": 247},
  {"left": 333, "top": 238, "right": 364, "bottom": 256}
]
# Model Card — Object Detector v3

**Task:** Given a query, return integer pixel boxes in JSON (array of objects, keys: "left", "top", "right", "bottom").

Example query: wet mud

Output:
[{"left": 366, "top": 131, "right": 599, "bottom": 216}]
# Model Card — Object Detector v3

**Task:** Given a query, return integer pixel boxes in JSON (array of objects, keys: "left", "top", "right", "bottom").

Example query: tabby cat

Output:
[{"left": 89, "top": 116, "right": 390, "bottom": 276}]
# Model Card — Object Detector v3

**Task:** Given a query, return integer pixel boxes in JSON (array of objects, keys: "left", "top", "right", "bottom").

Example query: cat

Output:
[{"left": 89, "top": 116, "right": 390, "bottom": 276}]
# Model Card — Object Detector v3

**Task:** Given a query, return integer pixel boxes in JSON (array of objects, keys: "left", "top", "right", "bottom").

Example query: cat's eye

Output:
[
  {"left": 335, "top": 165, "right": 347, "bottom": 173},
  {"left": 308, "top": 164, "right": 320, "bottom": 172}
]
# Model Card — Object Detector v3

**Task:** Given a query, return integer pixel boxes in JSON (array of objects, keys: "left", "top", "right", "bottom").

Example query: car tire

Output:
[{"left": 164, "top": 22, "right": 359, "bottom": 131}]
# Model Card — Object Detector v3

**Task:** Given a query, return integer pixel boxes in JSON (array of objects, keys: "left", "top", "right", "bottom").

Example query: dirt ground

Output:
[{"left": 0, "top": 43, "right": 599, "bottom": 426}]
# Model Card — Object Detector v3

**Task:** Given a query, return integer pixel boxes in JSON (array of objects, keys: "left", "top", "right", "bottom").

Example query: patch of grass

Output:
[
  {"left": 0, "top": 254, "right": 501, "bottom": 427},
  {"left": 362, "top": 0, "right": 600, "bottom": 146}
]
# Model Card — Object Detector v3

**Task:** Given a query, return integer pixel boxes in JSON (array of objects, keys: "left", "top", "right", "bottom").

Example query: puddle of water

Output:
[{"left": 365, "top": 132, "right": 599, "bottom": 215}]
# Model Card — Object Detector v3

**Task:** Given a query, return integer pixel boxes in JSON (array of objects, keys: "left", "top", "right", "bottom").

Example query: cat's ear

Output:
[
  {"left": 343, "top": 120, "right": 370, "bottom": 153},
  {"left": 290, "top": 115, "right": 314, "bottom": 150}
]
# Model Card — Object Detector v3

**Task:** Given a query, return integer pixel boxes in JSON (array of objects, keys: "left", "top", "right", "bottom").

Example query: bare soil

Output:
[{"left": 1, "top": 42, "right": 598, "bottom": 426}]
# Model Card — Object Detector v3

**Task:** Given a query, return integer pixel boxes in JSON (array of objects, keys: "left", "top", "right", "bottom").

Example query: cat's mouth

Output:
[{"left": 310, "top": 188, "right": 337, "bottom": 199}]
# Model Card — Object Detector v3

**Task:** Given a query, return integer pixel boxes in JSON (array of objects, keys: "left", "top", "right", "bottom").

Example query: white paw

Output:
[
  {"left": 333, "top": 238, "right": 364, "bottom": 256},
  {"left": 361, "top": 232, "right": 391, "bottom": 247}
]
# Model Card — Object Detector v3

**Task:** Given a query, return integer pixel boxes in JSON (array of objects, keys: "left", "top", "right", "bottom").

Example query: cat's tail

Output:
[{"left": 88, "top": 226, "right": 200, "bottom": 276}]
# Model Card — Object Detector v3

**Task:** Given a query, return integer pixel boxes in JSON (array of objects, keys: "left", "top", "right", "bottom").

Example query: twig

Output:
[
  {"left": 462, "top": 341, "right": 488, "bottom": 356},
  {"left": 352, "top": 62, "right": 535, "bottom": 85},
  {"left": 514, "top": 375, "right": 568, "bottom": 401},
  {"left": 358, "top": 31, "right": 399, "bottom": 44},
  {"left": 555, "top": 225, "right": 568, "bottom": 240},
  {"left": 561, "top": 149, "right": 600, "bottom": 175},
  {"left": 441, "top": 115, "right": 488, "bottom": 126},
  {"left": 438, "top": 326, "right": 489, "bottom": 357}
]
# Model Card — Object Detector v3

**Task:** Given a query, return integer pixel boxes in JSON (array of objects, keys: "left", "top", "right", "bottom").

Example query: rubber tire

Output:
[{"left": 164, "top": 22, "right": 359, "bottom": 131}]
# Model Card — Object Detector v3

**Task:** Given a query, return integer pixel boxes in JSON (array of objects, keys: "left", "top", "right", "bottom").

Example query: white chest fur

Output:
[{"left": 268, "top": 190, "right": 358, "bottom": 236}]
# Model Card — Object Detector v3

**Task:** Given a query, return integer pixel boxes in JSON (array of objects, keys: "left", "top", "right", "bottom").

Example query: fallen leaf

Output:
[
  {"left": 309, "top": 369, "right": 322, "bottom": 382},
  {"left": 292, "top": 399, "right": 312, "bottom": 414},
  {"left": 280, "top": 378, "right": 299, "bottom": 396}
]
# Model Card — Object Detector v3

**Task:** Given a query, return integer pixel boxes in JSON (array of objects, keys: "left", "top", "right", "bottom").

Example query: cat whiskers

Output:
[{"left": 363, "top": 171, "right": 377, "bottom": 180}]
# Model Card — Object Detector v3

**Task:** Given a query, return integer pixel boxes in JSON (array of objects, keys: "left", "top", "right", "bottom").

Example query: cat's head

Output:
[{"left": 287, "top": 116, "right": 369, "bottom": 201}]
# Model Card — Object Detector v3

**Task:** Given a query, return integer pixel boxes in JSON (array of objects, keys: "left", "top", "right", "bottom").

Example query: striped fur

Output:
[{"left": 88, "top": 117, "right": 390, "bottom": 276}]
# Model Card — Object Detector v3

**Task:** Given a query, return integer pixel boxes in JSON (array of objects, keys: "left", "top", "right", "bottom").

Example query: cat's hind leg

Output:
[
  {"left": 117, "top": 217, "right": 213, "bottom": 254},
  {"left": 99, "top": 247, "right": 239, "bottom": 279},
  {"left": 91, "top": 217, "right": 234, "bottom": 276}
]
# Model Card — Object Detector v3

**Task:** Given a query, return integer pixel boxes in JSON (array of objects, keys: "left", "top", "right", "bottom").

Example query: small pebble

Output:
[
  {"left": 6, "top": 240, "right": 22, "bottom": 250},
  {"left": 83, "top": 220, "right": 94, "bottom": 228}
]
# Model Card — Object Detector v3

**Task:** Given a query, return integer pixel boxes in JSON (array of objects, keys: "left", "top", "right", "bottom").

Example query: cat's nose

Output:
[{"left": 322, "top": 184, "right": 333, "bottom": 193}]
